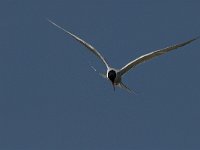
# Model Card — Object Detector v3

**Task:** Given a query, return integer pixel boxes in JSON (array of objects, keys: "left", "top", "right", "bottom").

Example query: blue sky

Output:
[{"left": 0, "top": 0, "right": 200, "bottom": 150}]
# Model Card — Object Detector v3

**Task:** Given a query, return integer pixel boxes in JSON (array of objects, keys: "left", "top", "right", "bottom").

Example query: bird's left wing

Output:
[
  {"left": 47, "top": 19, "right": 110, "bottom": 69},
  {"left": 118, "top": 37, "right": 199, "bottom": 76}
]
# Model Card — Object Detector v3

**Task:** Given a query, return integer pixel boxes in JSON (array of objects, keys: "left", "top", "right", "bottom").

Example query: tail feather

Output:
[
  {"left": 119, "top": 82, "right": 136, "bottom": 94},
  {"left": 90, "top": 65, "right": 107, "bottom": 79},
  {"left": 99, "top": 73, "right": 107, "bottom": 78},
  {"left": 90, "top": 64, "right": 136, "bottom": 93}
]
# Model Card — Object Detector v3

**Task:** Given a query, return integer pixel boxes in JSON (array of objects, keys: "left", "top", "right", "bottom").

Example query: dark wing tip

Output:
[
  {"left": 189, "top": 36, "right": 200, "bottom": 43},
  {"left": 176, "top": 36, "right": 199, "bottom": 48}
]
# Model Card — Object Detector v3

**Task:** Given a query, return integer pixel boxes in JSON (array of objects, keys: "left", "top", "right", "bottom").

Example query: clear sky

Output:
[{"left": 0, "top": 0, "right": 200, "bottom": 150}]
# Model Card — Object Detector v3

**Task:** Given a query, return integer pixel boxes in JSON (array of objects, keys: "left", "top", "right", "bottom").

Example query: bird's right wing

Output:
[
  {"left": 118, "top": 37, "right": 199, "bottom": 76},
  {"left": 47, "top": 19, "right": 109, "bottom": 69}
]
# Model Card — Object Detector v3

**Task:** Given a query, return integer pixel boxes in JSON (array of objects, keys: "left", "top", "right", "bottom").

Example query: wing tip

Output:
[
  {"left": 46, "top": 18, "right": 73, "bottom": 36},
  {"left": 188, "top": 35, "right": 200, "bottom": 43},
  {"left": 194, "top": 35, "right": 200, "bottom": 41},
  {"left": 46, "top": 18, "right": 54, "bottom": 25},
  {"left": 46, "top": 18, "right": 60, "bottom": 28}
]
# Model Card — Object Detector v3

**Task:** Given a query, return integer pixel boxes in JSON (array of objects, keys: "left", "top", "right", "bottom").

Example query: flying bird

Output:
[{"left": 47, "top": 19, "right": 198, "bottom": 93}]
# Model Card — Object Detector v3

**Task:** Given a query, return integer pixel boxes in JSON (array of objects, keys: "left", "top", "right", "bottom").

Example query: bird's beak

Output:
[{"left": 112, "top": 82, "right": 115, "bottom": 91}]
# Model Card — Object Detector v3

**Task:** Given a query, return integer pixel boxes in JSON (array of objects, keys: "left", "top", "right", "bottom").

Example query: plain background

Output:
[{"left": 0, "top": 0, "right": 200, "bottom": 150}]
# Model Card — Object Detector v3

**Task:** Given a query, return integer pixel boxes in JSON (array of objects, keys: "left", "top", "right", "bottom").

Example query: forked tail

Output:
[
  {"left": 90, "top": 65, "right": 136, "bottom": 93},
  {"left": 119, "top": 82, "right": 137, "bottom": 94},
  {"left": 90, "top": 65, "right": 107, "bottom": 78}
]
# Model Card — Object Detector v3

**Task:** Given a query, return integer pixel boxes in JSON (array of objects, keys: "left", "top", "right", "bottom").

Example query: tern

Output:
[{"left": 48, "top": 19, "right": 198, "bottom": 92}]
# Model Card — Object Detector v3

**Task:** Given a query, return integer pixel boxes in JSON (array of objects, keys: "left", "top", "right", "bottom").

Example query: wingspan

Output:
[
  {"left": 47, "top": 19, "right": 109, "bottom": 69},
  {"left": 118, "top": 37, "right": 199, "bottom": 76}
]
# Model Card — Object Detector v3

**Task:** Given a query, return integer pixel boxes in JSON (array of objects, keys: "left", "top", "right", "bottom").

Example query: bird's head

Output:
[{"left": 108, "top": 70, "right": 116, "bottom": 90}]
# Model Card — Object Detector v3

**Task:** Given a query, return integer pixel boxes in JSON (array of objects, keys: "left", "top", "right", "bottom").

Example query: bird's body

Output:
[{"left": 48, "top": 19, "right": 198, "bottom": 93}]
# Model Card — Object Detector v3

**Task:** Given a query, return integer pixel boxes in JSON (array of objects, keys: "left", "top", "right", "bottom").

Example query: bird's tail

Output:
[
  {"left": 119, "top": 82, "right": 137, "bottom": 94},
  {"left": 90, "top": 65, "right": 107, "bottom": 78}
]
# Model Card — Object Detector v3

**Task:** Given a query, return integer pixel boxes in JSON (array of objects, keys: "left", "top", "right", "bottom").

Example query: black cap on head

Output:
[{"left": 108, "top": 70, "right": 116, "bottom": 83}]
